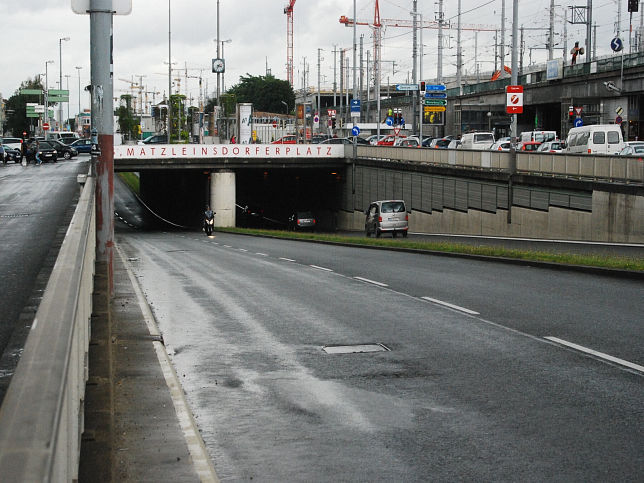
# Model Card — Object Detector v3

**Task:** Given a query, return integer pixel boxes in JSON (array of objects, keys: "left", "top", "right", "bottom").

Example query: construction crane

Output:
[{"left": 284, "top": 0, "right": 296, "bottom": 86}]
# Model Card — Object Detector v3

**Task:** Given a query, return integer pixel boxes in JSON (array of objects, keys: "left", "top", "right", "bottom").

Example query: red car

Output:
[
  {"left": 271, "top": 135, "right": 297, "bottom": 144},
  {"left": 377, "top": 135, "right": 406, "bottom": 146},
  {"left": 519, "top": 141, "right": 542, "bottom": 151}
]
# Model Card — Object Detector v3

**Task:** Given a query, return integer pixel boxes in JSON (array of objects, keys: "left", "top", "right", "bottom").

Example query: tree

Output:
[
  {"left": 116, "top": 95, "right": 138, "bottom": 141},
  {"left": 226, "top": 74, "right": 294, "bottom": 114},
  {"left": 4, "top": 77, "right": 44, "bottom": 138}
]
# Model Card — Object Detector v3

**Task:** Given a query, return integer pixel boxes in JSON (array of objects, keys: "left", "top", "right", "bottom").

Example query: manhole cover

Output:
[{"left": 322, "top": 343, "right": 390, "bottom": 354}]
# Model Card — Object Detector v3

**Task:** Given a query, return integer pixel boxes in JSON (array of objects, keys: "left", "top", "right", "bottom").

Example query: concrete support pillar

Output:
[{"left": 211, "top": 169, "right": 236, "bottom": 227}]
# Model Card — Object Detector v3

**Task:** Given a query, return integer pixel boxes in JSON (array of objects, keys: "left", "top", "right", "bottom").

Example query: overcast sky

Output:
[{"left": 0, "top": 0, "right": 626, "bottom": 116}]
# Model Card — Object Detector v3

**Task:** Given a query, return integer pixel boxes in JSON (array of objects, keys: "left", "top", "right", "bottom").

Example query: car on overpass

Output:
[
  {"left": 377, "top": 134, "right": 406, "bottom": 146},
  {"left": 619, "top": 144, "right": 644, "bottom": 156},
  {"left": 138, "top": 134, "right": 168, "bottom": 145},
  {"left": 271, "top": 135, "right": 297, "bottom": 144},
  {"left": 537, "top": 140, "right": 566, "bottom": 153},
  {"left": 69, "top": 139, "right": 93, "bottom": 154}
]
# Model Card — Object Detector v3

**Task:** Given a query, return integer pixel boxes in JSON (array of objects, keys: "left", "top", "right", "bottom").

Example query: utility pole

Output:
[
  {"left": 457, "top": 0, "right": 462, "bottom": 94},
  {"left": 359, "top": 34, "right": 364, "bottom": 111},
  {"left": 586, "top": 0, "right": 592, "bottom": 63},
  {"left": 501, "top": 0, "right": 506, "bottom": 72},
  {"left": 317, "top": 48, "right": 322, "bottom": 134},
  {"left": 333, "top": 45, "right": 338, "bottom": 106},
  {"left": 411, "top": 0, "right": 417, "bottom": 134},
  {"left": 437, "top": 0, "right": 444, "bottom": 83},
  {"left": 90, "top": 0, "right": 115, "bottom": 293},
  {"left": 563, "top": 7, "right": 568, "bottom": 59},
  {"left": 168, "top": 0, "right": 172, "bottom": 141},
  {"left": 548, "top": 0, "right": 555, "bottom": 60}
]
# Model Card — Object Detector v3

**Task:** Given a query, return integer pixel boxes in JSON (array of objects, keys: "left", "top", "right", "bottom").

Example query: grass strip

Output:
[
  {"left": 118, "top": 172, "right": 140, "bottom": 194},
  {"left": 217, "top": 227, "right": 644, "bottom": 272}
]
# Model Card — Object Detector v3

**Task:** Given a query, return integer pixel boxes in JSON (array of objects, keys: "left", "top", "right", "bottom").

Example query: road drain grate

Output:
[{"left": 322, "top": 343, "right": 390, "bottom": 354}]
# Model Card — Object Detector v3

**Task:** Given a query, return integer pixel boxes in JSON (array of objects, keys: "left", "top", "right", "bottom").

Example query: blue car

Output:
[{"left": 69, "top": 138, "right": 93, "bottom": 154}]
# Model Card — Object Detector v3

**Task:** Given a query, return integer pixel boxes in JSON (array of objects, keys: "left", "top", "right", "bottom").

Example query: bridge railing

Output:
[
  {"left": 353, "top": 146, "right": 644, "bottom": 184},
  {"left": 0, "top": 176, "right": 96, "bottom": 482}
]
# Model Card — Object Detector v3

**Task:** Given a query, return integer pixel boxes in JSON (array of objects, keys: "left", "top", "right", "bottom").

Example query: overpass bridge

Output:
[{"left": 114, "top": 144, "right": 644, "bottom": 243}]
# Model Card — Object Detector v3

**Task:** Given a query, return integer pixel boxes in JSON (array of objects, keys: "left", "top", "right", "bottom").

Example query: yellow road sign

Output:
[{"left": 425, "top": 106, "right": 446, "bottom": 112}]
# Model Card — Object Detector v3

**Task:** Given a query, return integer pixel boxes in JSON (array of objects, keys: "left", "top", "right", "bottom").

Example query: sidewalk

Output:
[{"left": 79, "top": 250, "right": 217, "bottom": 482}]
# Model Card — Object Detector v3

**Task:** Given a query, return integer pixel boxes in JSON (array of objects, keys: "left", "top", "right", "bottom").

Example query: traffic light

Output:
[
  {"left": 628, "top": 0, "right": 638, "bottom": 13},
  {"left": 332, "top": 117, "right": 336, "bottom": 129},
  {"left": 419, "top": 81, "right": 426, "bottom": 92}
]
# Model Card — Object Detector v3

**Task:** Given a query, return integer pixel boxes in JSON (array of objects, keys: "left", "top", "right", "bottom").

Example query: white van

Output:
[
  {"left": 565, "top": 125, "right": 625, "bottom": 154},
  {"left": 460, "top": 132, "right": 495, "bottom": 150},
  {"left": 520, "top": 130, "right": 557, "bottom": 143},
  {"left": 47, "top": 131, "right": 80, "bottom": 144}
]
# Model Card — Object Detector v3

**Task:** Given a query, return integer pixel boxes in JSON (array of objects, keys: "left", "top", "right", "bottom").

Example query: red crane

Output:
[{"left": 284, "top": 0, "right": 296, "bottom": 86}]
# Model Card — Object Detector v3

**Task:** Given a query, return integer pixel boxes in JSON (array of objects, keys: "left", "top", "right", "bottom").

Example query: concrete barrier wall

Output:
[
  {"left": 0, "top": 178, "right": 96, "bottom": 481},
  {"left": 354, "top": 146, "right": 644, "bottom": 183}
]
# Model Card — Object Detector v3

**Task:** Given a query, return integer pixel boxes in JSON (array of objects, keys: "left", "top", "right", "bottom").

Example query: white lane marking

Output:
[
  {"left": 353, "top": 276, "right": 389, "bottom": 287},
  {"left": 238, "top": 248, "right": 248, "bottom": 252},
  {"left": 279, "top": 257, "right": 296, "bottom": 262},
  {"left": 116, "top": 245, "right": 219, "bottom": 481},
  {"left": 255, "top": 252, "right": 269, "bottom": 256},
  {"left": 223, "top": 245, "right": 232, "bottom": 248},
  {"left": 310, "top": 264, "right": 333, "bottom": 272},
  {"left": 421, "top": 296, "right": 480, "bottom": 315},
  {"left": 544, "top": 336, "right": 644, "bottom": 373}
]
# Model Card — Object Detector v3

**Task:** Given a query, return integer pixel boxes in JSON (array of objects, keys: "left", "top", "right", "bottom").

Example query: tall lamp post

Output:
[
  {"left": 220, "top": 39, "right": 232, "bottom": 92},
  {"left": 44, "top": 60, "right": 54, "bottom": 140},
  {"left": 75, "top": 66, "right": 82, "bottom": 124},
  {"left": 59, "top": 36, "right": 70, "bottom": 129}
]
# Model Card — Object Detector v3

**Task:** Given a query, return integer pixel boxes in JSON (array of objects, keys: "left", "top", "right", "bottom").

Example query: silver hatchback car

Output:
[{"left": 364, "top": 200, "right": 409, "bottom": 238}]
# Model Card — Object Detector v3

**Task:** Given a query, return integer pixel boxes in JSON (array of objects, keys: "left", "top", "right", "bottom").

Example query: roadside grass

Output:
[
  {"left": 217, "top": 227, "right": 644, "bottom": 272},
  {"left": 118, "top": 172, "right": 140, "bottom": 194}
]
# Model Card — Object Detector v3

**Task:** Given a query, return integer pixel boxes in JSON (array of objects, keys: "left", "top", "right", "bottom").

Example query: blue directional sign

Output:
[
  {"left": 574, "top": 117, "right": 584, "bottom": 127},
  {"left": 425, "top": 92, "right": 447, "bottom": 99},
  {"left": 426, "top": 84, "right": 446, "bottom": 91},
  {"left": 350, "top": 99, "right": 361, "bottom": 112},
  {"left": 611, "top": 37, "right": 624, "bottom": 52},
  {"left": 399, "top": 117, "right": 405, "bottom": 126},
  {"left": 385, "top": 116, "right": 394, "bottom": 126},
  {"left": 351, "top": 126, "right": 360, "bottom": 136}
]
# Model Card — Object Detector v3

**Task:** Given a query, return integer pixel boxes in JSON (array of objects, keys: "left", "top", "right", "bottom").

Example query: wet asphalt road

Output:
[
  {"left": 117, "top": 222, "right": 643, "bottom": 481},
  {"left": 0, "top": 157, "right": 89, "bottom": 398}
]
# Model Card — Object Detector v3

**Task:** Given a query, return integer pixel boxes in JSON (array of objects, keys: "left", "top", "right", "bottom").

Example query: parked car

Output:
[
  {"left": 396, "top": 137, "right": 421, "bottom": 147},
  {"left": 288, "top": 211, "right": 316, "bottom": 231},
  {"left": 377, "top": 135, "right": 406, "bottom": 146},
  {"left": 619, "top": 144, "right": 644, "bottom": 156},
  {"left": 421, "top": 136, "right": 436, "bottom": 147},
  {"left": 69, "top": 138, "right": 94, "bottom": 154},
  {"left": 429, "top": 137, "right": 451, "bottom": 149},
  {"left": 311, "top": 134, "right": 331, "bottom": 144},
  {"left": 367, "top": 134, "right": 386, "bottom": 145},
  {"left": 0, "top": 144, "right": 5, "bottom": 163},
  {"left": 26, "top": 140, "right": 58, "bottom": 163},
  {"left": 447, "top": 139, "right": 462, "bottom": 149},
  {"left": 348, "top": 136, "right": 371, "bottom": 145},
  {"left": 537, "top": 140, "right": 566, "bottom": 153},
  {"left": 490, "top": 141, "right": 511, "bottom": 151},
  {"left": 271, "top": 135, "right": 297, "bottom": 144},
  {"left": 565, "top": 124, "right": 625, "bottom": 154},
  {"left": 2, "top": 144, "right": 22, "bottom": 162},
  {"left": 49, "top": 139, "right": 78, "bottom": 160},
  {"left": 518, "top": 141, "right": 542, "bottom": 151},
  {"left": 2, "top": 137, "right": 23, "bottom": 152},
  {"left": 364, "top": 199, "right": 409, "bottom": 238},
  {"left": 237, "top": 203, "right": 266, "bottom": 228},
  {"left": 320, "top": 137, "right": 353, "bottom": 144},
  {"left": 138, "top": 134, "right": 168, "bottom": 145}
]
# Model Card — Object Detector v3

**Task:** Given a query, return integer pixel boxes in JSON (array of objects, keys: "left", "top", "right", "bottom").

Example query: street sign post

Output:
[
  {"left": 425, "top": 84, "right": 447, "bottom": 91},
  {"left": 425, "top": 92, "right": 447, "bottom": 99},
  {"left": 424, "top": 99, "right": 447, "bottom": 106},
  {"left": 425, "top": 106, "right": 446, "bottom": 112},
  {"left": 505, "top": 85, "right": 524, "bottom": 114},
  {"left": 43, "top": 122, "right": 50, "bottom": 131},
  {"left": 574, "top": 118, "right": 584, "bottom": 127},
  {"left": 395, "top": 84, "right": 419, "bottom": 91},
  {"left": 350, "top": 99, "right": 361, "bottom": 118}
]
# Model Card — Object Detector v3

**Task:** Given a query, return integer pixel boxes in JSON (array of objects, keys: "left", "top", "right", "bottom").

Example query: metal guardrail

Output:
[
  {"left": 352, "top": 146, "right": 644, "bottom": 184},
  {"left": 0, "top": 176, "right": 96, "bottom": 482}
]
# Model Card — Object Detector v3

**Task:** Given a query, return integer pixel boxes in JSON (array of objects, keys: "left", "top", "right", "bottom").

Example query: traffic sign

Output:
[
  {"left": 611, "top": 37, "right": 624, "bottom": 52},
  {"left": 575, "top": 106, "right": 583, "bottom": 116},
  {"left": 616, "top": 115, "right": 623, "bottom": 124},
  {"left": 616, "top": 106, "right": 623, "bottom": 116},
  {"left": 327, "top": 109, "right": 336, "bottom": 117},
  {"left": 43, "top": 122, "right": 50, "bottom": 131},
  {"left": 424, "top": 99, "right": 447, "bottom": 106},
  {"left": 574, "top": 118, "right": 584, "bottom": 127},
  {"left": 351, "top": 126, "right": 360, "bottom": 136},
  {"left": 425, "top": 106, "right": 446, "bottom": 112},
  {"left": 395, "top": 84, "right": 419, "bottom": 91},
  {"left": 505, "top": 85, "right": 523, "bottom": 114},
  {"left": 350, "top": 99, "right": 360, "bottom": 117},
  {"left": 272, "top": 121, "right": 277, "bottom": 128},
  {"left": 426, "top": 84, "right": 446, "bottom": 91},
  {"left": 425, "top": 92, "right": 447, "bottom": 99},
  {"left": 385, "top": 116, "right": 394, "bottom": 126}
]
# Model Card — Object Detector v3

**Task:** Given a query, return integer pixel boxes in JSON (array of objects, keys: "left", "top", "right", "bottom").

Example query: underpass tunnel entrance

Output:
[
  {"left": 137, "top": 167, "right": 345, "bottom": 231},
  {"left": 236, "top": 168, "right": 344, "bottom": 231}
]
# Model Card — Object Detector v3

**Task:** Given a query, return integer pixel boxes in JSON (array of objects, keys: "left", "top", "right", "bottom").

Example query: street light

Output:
[
  {"left": 221, "top": 39, "right": 232, "bottom": 91},
  {"left": 59, "top": 36, "right": 70, "bottom": 129},
  {"left": 75, "top": 66, "right": 82, "bottom": 120},
  {"left": 44, "top": 60, "right": 54, "bottom": 139}
]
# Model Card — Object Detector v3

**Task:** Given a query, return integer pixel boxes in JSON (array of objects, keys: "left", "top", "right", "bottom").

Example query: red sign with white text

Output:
[{"left": 505, "top": 85, "right": 524, "bottom": 114}]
